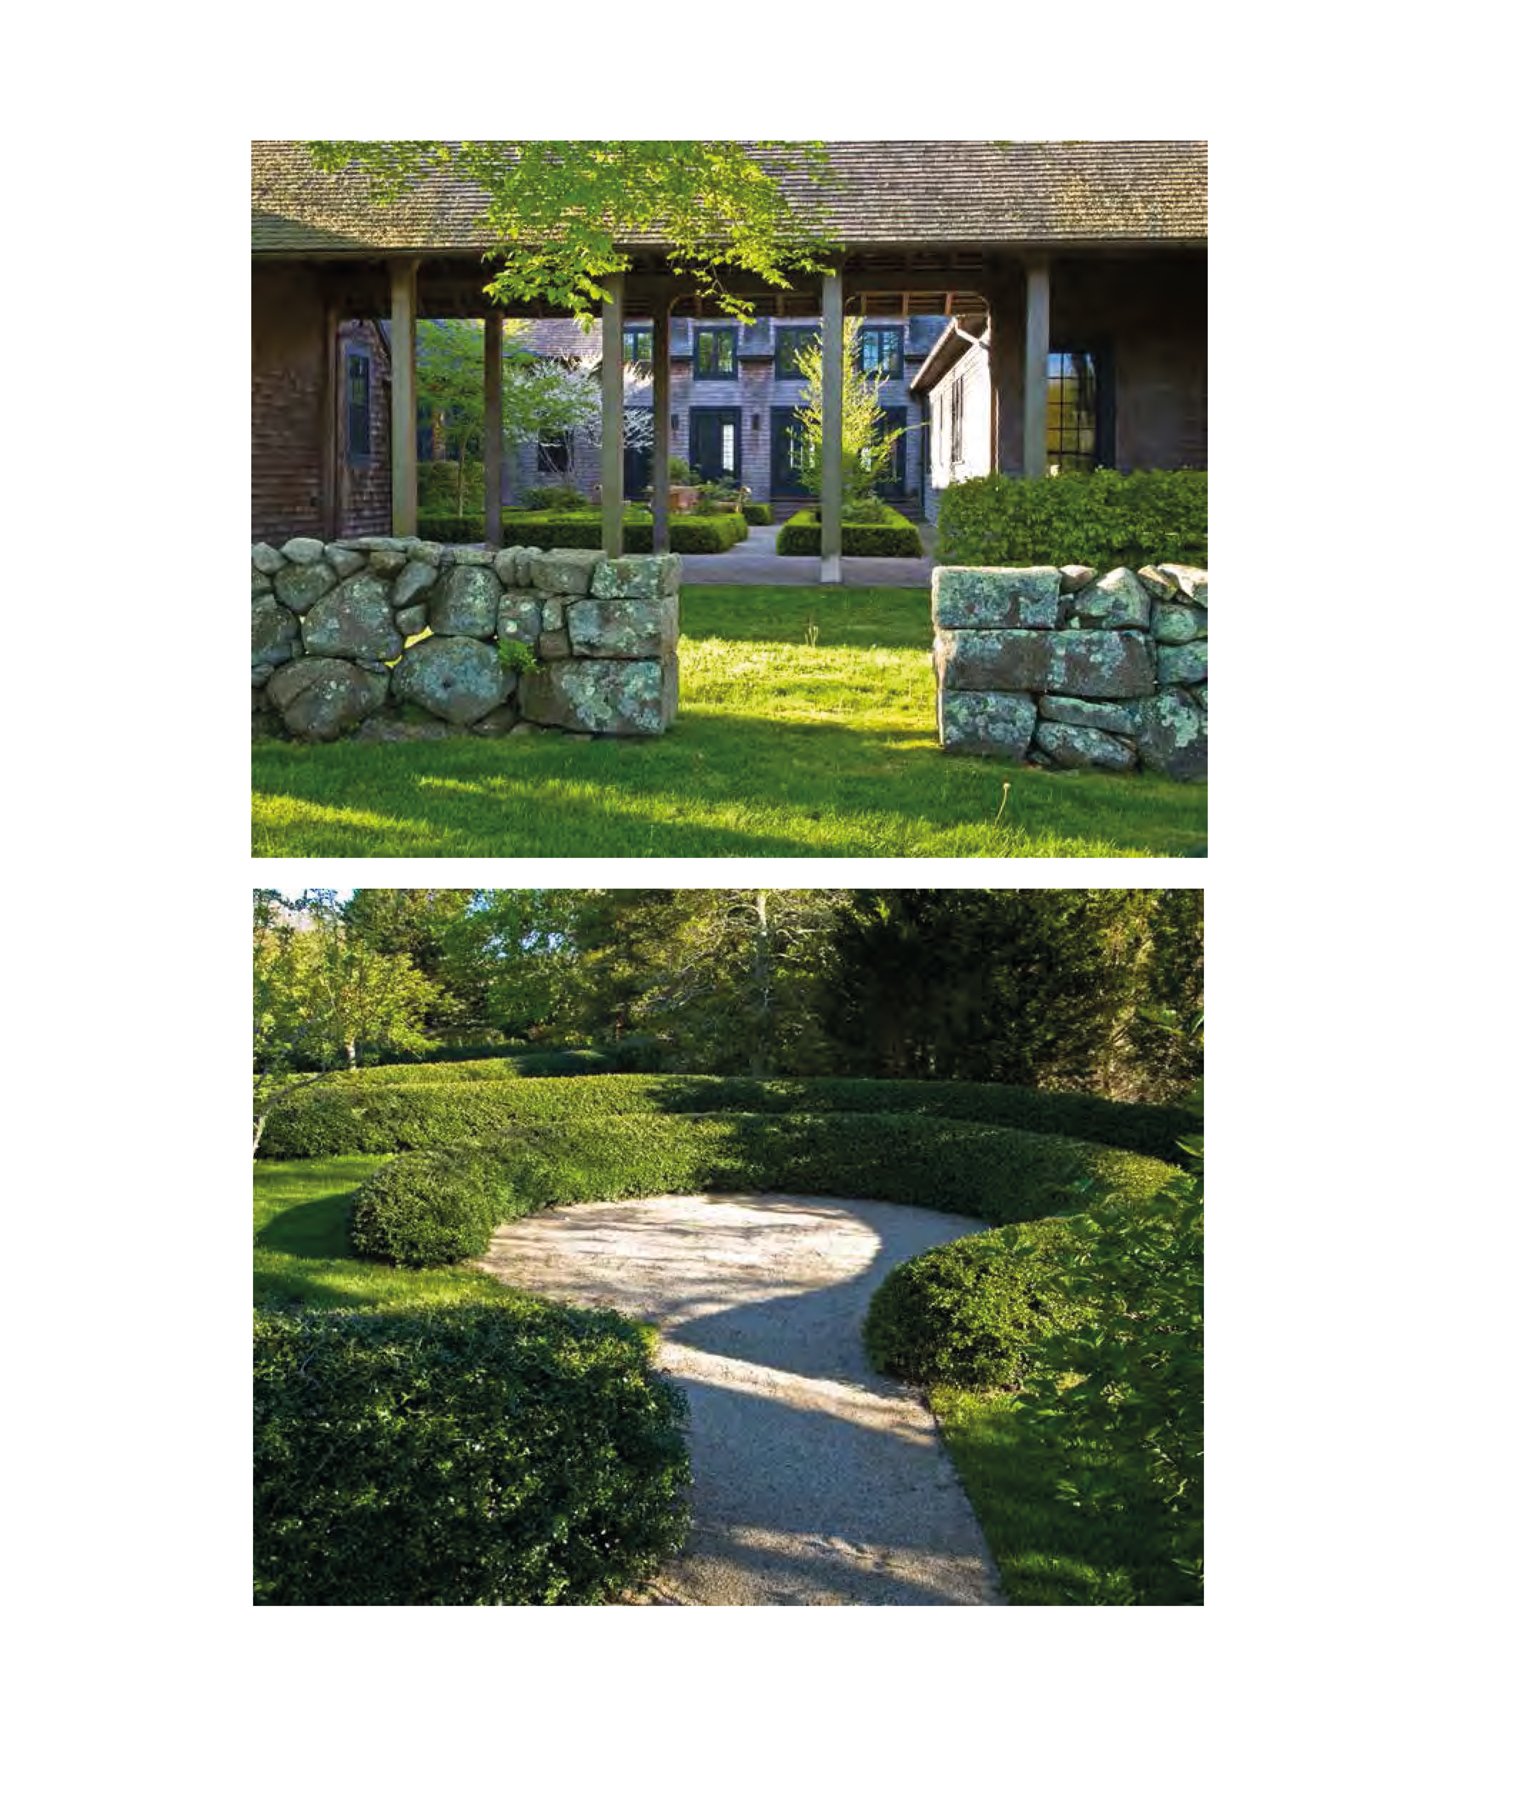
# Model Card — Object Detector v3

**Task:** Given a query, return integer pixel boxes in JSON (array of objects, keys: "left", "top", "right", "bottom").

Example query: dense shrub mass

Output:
[
  {"left": 347, "top": 1110, "right": 1178, "bottom": 1267},
  {"left": 254, "top": 1301, "right": 688, "bottom": 1605},
  {"left": 414, "top": 511, "right": 748, "bottom": 553},
  {"left": 935, "top": 469, "right": 1207, "bottom": 570},
  {"left": 417, "top": 461, "right": 484, "bottom": 513},
  {"left": 777, "top": 507, "right": 923, "bottom": 557},
  {"left": 864, "top": 1219, "right": 1090, "bottom": 1389},
  {"left": 742, "top": 502, "right": 773, "bottom": 525},
  {"left": 258, "top": 1071, "right": 1196, "bottom": 1163}
]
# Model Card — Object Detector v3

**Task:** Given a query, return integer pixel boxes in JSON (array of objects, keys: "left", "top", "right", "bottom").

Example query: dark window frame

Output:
[
  {"left": 863, "top": 405, "right": 907, "bottom": 495},
  {"left": 948, "top": 375, "right": 965, "bottom": 465},
  {"left": 689, "top": 405, "right": 743, "bottom": 483},
  {"left": 345, "top": 348, "right": 372, "bottom": 464},
  {"left": 536, "top": 431, "right": 573, "bottom": 476},
  {"left": 1046, "top": 342, "right": 1116, "bottom": 473},
  {"left": 693, "top": 324, "right": 738, "bottom": 380},
  {"left": 770, "top": 405, "right": 811, "bottom": 495},
  {"left": 623, "top": 325, "right": 654, "bottom": 371},
  {"left": 774, "top": 326, "right": 819, "bottom": 380},
  {"left": 856, "top": 325, "right": 904, "bottom": 380}
]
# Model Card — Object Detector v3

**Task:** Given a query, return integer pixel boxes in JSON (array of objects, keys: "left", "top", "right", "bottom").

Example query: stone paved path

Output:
[
  {"left": 680, "top": 521, "right": 936, "bottom": 588},
  {"left": 478, "top": 1192, "right": 1003, "bottom": 1606}
]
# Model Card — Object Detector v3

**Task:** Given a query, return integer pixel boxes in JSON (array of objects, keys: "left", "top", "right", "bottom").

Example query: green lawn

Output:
[
  {"left": 255, "top": 1157, "right": 506, "bottom": 1312},
  {"left": 252, "top": 586, "right": 1206, "bottom": 857}
]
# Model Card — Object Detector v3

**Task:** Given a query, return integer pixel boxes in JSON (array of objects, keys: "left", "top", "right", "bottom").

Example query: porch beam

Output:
[
  {"left": 600, "top": 272, "right": 625, "bottom": 555},
  {"left": 820, "top": 269, "right": 844, "bottom": 583},
  {"left": 388, "top": 259, "right": 419, "bottom": 535},
  {"left": 483, "top": 312, "right": 503, "bottom": 547},
  {"left": 651, "top": 304, "right": 671, "bottom": 554},
  {"left": 1022, "top": 257, "right": 1051, "bottom": 480}
]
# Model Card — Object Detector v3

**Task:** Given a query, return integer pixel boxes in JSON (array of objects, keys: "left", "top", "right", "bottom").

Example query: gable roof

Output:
[{"left": 252, "top": 141, "right": 1207, "bottom": 256}]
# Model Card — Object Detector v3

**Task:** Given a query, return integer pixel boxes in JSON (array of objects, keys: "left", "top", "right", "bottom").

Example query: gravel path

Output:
[{"left": 478, "top": 1192, "right": 1003, "bottom": 1606}]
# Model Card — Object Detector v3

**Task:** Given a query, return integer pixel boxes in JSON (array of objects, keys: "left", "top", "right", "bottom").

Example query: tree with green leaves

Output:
[
  {"left": 792, "top": 317, "right": 909, "bottom": 508},
  {"left": 307, "top": 142, "right": 836, "bottom": 319},
  {"left": 253, "top": 891, "right": 439, "bottom": 1153}
]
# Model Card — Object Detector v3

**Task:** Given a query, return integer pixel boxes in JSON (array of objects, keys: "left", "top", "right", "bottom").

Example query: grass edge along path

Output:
[{"left": 252, "top": 585, "right": 1206, "bottom": 859}]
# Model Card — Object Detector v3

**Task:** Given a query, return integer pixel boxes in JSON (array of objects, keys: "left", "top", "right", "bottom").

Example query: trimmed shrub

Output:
[
  {"left": 742, "top": 501, "right": 773, "bottom": 525},
  {"left": 418, "top": 461, "right": 484, "bottom": 513},
  {"left": 935, "top": 468, "right": 1208, "bottom": 570},
  {"left": 777, "top": 507, "right": 923, "bottom": 557},
  {"left": 347, "top": 1110, "right": 1178, "bottom": 1267},
  {"left": 254, "top": 1301, "right": 689, "bottom": 1605},
  {"left": 415, "top": 510, "right": 749, "bottom": 554},
  {"left": 416, "top": 513, "right": 484, "bottom": 544},
  {"left": 863, "top": 1219, "right": 1090, "bottom": 1389},
  {"left": 258, "top": 1071, "right": 1196, "bottom": 1163},
  {"left": 520, "top": 484, "right": 588, "bottom": 511}
]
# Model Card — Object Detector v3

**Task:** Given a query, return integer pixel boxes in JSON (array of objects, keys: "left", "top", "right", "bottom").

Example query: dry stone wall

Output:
[
  {"left": 932, "top": 562, "right": 1208, "bottom": 779},
  {"left": 252, "top": 537, "right": 680, "bottom": 743}
]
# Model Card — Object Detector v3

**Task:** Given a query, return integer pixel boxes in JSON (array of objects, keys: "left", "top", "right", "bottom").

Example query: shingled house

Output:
[{"left": 252, "top": 141, "right": 1206, "bottom": 577}]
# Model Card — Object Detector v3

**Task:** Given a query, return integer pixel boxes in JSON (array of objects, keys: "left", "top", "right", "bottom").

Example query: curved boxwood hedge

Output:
[
  {"left": 348, "top": 1110, "right": 1177, "bottom": 1268},
  {"left": 863, "top": 1219, "right": 1090, "bottom": 1390},
  {"left": 259, "top": 1071, "right": 1196, "bottom": 1165},
  {"left": 254, "top": 1299, "right": 689, "bottom": 1605},
  {"left": 777, "top": 507, "right": 923, "bottom": 557}
]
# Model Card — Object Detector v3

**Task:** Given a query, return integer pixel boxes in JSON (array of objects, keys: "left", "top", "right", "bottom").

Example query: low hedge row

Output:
[
  {"left": 258, "top": 1071, "right": 1197, "bottom": 1164},
  {"left": 776, "top": 508, "right": 923, "bottom": 557},
  {"left": 934, "top": 468, "right": 1208, "bottom": 569},
  {"left": 254, "top": 1299, "right": 689, "bottom": 1605},
  {"left": 347, "top": 1111, "right": 1178, "bottom": 1267},
  {"left": 741, "top": 502, "right": 772, "bottom": 525},
  {"left": 863, "top": 1219, "right": 1089, "bottom": 1390},
  {"left": 414, "top": 511, "right": 748, "bottom": 553}
]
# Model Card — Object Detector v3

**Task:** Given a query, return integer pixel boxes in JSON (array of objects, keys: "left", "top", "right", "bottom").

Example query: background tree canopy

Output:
[{"left": 256, "top": 889, "right": 1202, "bottom": 1102}]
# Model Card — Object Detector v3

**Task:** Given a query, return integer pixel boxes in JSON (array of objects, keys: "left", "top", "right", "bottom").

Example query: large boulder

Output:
[
  {"left": 529, "top": 549, "right": 606, "bottom": 597},
  {"left": 590, "top": 553, "right": 681, "bottom": 601},
  {"left": 428, "top": 564, "right": 502, "bottom": 638},
  {"left": 1136, "top": 688, "right": 1208, "bottom": 780},
  {"left": 267, "top": 657, "right": 389, "bottom": 741},
  {"left": 301, "top": 573, "right": 403, "bottom": 661},
  {"left": 251, "top": 542, "right": 287, "bottom": 576},
  {"left": 391, "top": 635, "right": 513, "bottom": 725},
  {"left": 1046, "top": 631, "right": 1156, "bottom": 699},
  {"left": 934, "top": 629, "right": 1052, "bottom": 692},
  {"left": 519, "top": 658, "right": 668, "bottom": 735},
  {"left": 1034, "top": 721, "right": 1137, "bottom": 772},
  {"left": 273, "top": 559, "right": 337, "bottom": 615},
  {"left": 565, "top": 592, "right": 677, "bottom": 658},
  {"left": 1157, "top": 640, "right": 1209, "bottom": 686},
  {"left": 1063, "top": 567, "right": 1152, "bottom": 630},
  {"left": 932, "top": 565, "right": 1060, "bottom": 629},
  {"left": 390, "top": 559, "right": 438, "bottom": 614},
  {"left": 252, "top": 596, "right": 300, "bottom": 671},
  {"left": 937, "top": 690, "right": 1037, "bottom": 758}
]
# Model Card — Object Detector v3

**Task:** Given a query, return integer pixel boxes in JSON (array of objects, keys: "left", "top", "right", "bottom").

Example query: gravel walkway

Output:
[
  {"left": 478, "top": 1192, "right": 1003, "bottom": 1606},
  {"left": 680, "top": 522, "right": 936, "bottom": 588}
]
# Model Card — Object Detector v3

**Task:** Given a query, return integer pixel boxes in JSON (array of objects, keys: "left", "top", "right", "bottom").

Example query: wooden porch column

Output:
[
  {"left": 651, "top": 303, "right": 671, "bottom": 554},
  {"left": 600, "top": 272, "right": 625, "bottom": 555},
  {"left": 483, "top": 312, "right": 503, "bottom": 548},
  {"left": 820, "top": 270, "right": 844, "bottom": 583},
  {"left": 987, "top": 267, "right": 1025, "bottom": 476},
  {"left": 1023, "top": 258, "right": 1051, "bottom": 479},
  {"left": 389, "top": 259, "right": 419, "bottom": 535}
]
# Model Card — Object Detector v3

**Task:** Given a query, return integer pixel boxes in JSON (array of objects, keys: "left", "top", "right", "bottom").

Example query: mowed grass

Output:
[
  {"left": 254, "top": 1158, "right": 505, "bottom": 1312},
  {"left": 933, "top": 1384, "right": 1197, "bottom": 1605},
  {"left": 252, "top": 586, "right": 1207, "bottom": 858}
]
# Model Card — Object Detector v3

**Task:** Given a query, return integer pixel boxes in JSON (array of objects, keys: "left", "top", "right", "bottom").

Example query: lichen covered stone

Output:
[
  {"left": 267, "top": 657, "right": 389, "bottom": 741},
  {"left": 1136, "top": 688, "right": 1208, "bottom": 780},
  {"left": 1157, "top": 639, "right": 1208, "bottom": 686},
  {"left": 937, "top": 690, "right": 1037, "bottom": 758},
  {"left": 301, "top": 573, "right": 402, "bottom": 661},
  {"left": 392, "top": 635, "right": 513, "bottom": 724},
  {"left": 529, "top": 549, "right": 606, "bottom": 597},
  {"left": 1063, "top": 567, "right": 1152, "bottom": 631},
  {"left": 932, "top": 565, "right": 1060, "bottom": 629},
  {"left": 1034, "top": 721, "right": 1137, "bottom": 772},
  {"left": 566, "top": 592, "right": 677, "bottom": 659},
  {"left": 273, "top": 559, "right": 337, "bottom": 616},
  {"left": 429, "top": 564, "right": 503, "bottom": 638},
  {"left": 519, "top": 657, "right": 668, "bottom": 735},
  {"left": 590, "top": 553, "right": 682, "bottom": 602}
]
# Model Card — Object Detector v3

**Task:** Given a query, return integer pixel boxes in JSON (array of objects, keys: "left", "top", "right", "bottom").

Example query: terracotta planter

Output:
[{"left": 669, "top": 485, "right": 700, "bottom": 513}]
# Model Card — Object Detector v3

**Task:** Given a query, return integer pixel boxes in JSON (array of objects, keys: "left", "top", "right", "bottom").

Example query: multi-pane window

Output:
[
  {"left": 623, "top": 326, "right": 653, "bottom": 369},
  {"left": 861, "top": 406, "right": 907, "bottom": 493},
  {"left": 693, "top": 325, "right": 737, "bottom": 379},
  {"left": 537, "top": 432, "right": 572, "bottom": 475},
  {"left": 948, "top": 376, "right": 965, "bottom": 464},
  {"left": 1046, "top": 350, "right": 1101, "bottom": 473},
  {"left": 774, "top": 326, "right": 819, "bottom": 379},
  {"left": 346, "top": 352, "right": 371, "bottom": 460},
  {"left": 856, "top": 326, "right": 903, "bottom": 379}
]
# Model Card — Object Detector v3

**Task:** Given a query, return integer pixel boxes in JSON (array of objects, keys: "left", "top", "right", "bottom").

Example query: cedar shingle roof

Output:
[{"left": 252, "top": 141, "right": 1207, "bottom": 256}]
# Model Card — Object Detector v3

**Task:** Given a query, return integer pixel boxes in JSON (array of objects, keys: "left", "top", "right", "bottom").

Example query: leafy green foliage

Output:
[
  {"left": 346, "top": 1110, "right": 1178, "bottom": 1267},
  {"left": 253, "top": 1301, "right": 689, "bottom": 1605},
  {"left": 864, "top": 1218, "right": 1090, "bottom": 1389},
  {"left": 777, "top": 507, "right": 923, "bottom": 557},
  {"left": 520, "top": 484, "right": 590, "bottom": 511},
  {"left": 790, "top": 317, "right": 910, "bottom": 502},
  {"left": 935, "top": 469, "right": 1208, "bottom": 570},
  {"left": 256, "top": 1070, "right": 1199, "bottom": 1163},
  {"left": 497, "top": 638, "right": 540, "bottom": 676},
  {"left": 306, "top": 141, "right": 836, "bottom": 319},
  {"left": 419, "top": 459, "right": 484, "bottom": 513},
  {"left": 414, "top": 509, "right": 749, "bottom": 553},
  {"left": 741, "top": 502, "right": 773, "bottom": 524}
]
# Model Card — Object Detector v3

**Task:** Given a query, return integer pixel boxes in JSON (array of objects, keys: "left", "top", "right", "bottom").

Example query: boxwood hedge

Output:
[
  {"left": 862, "top": 1219, "right": 1090, "bottom": 1390},
  {"left": 414, "top": 510, "right": 748, "bottom": 553},
  {"left": 348, "top": 1110, "right": 1178, "bottom": 1268},
  {"left": 935, "top": 468, "right": 1207, "bottom": 570},
  {"left": 259, "top": 1071, "right": 1196, "bottom": 1165},
  {"left": 776, "top": 507, "right": 923, "bottom": 557},
  {"left": 254, "top": 1299, "right": 689, "bottom": 1605}
]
